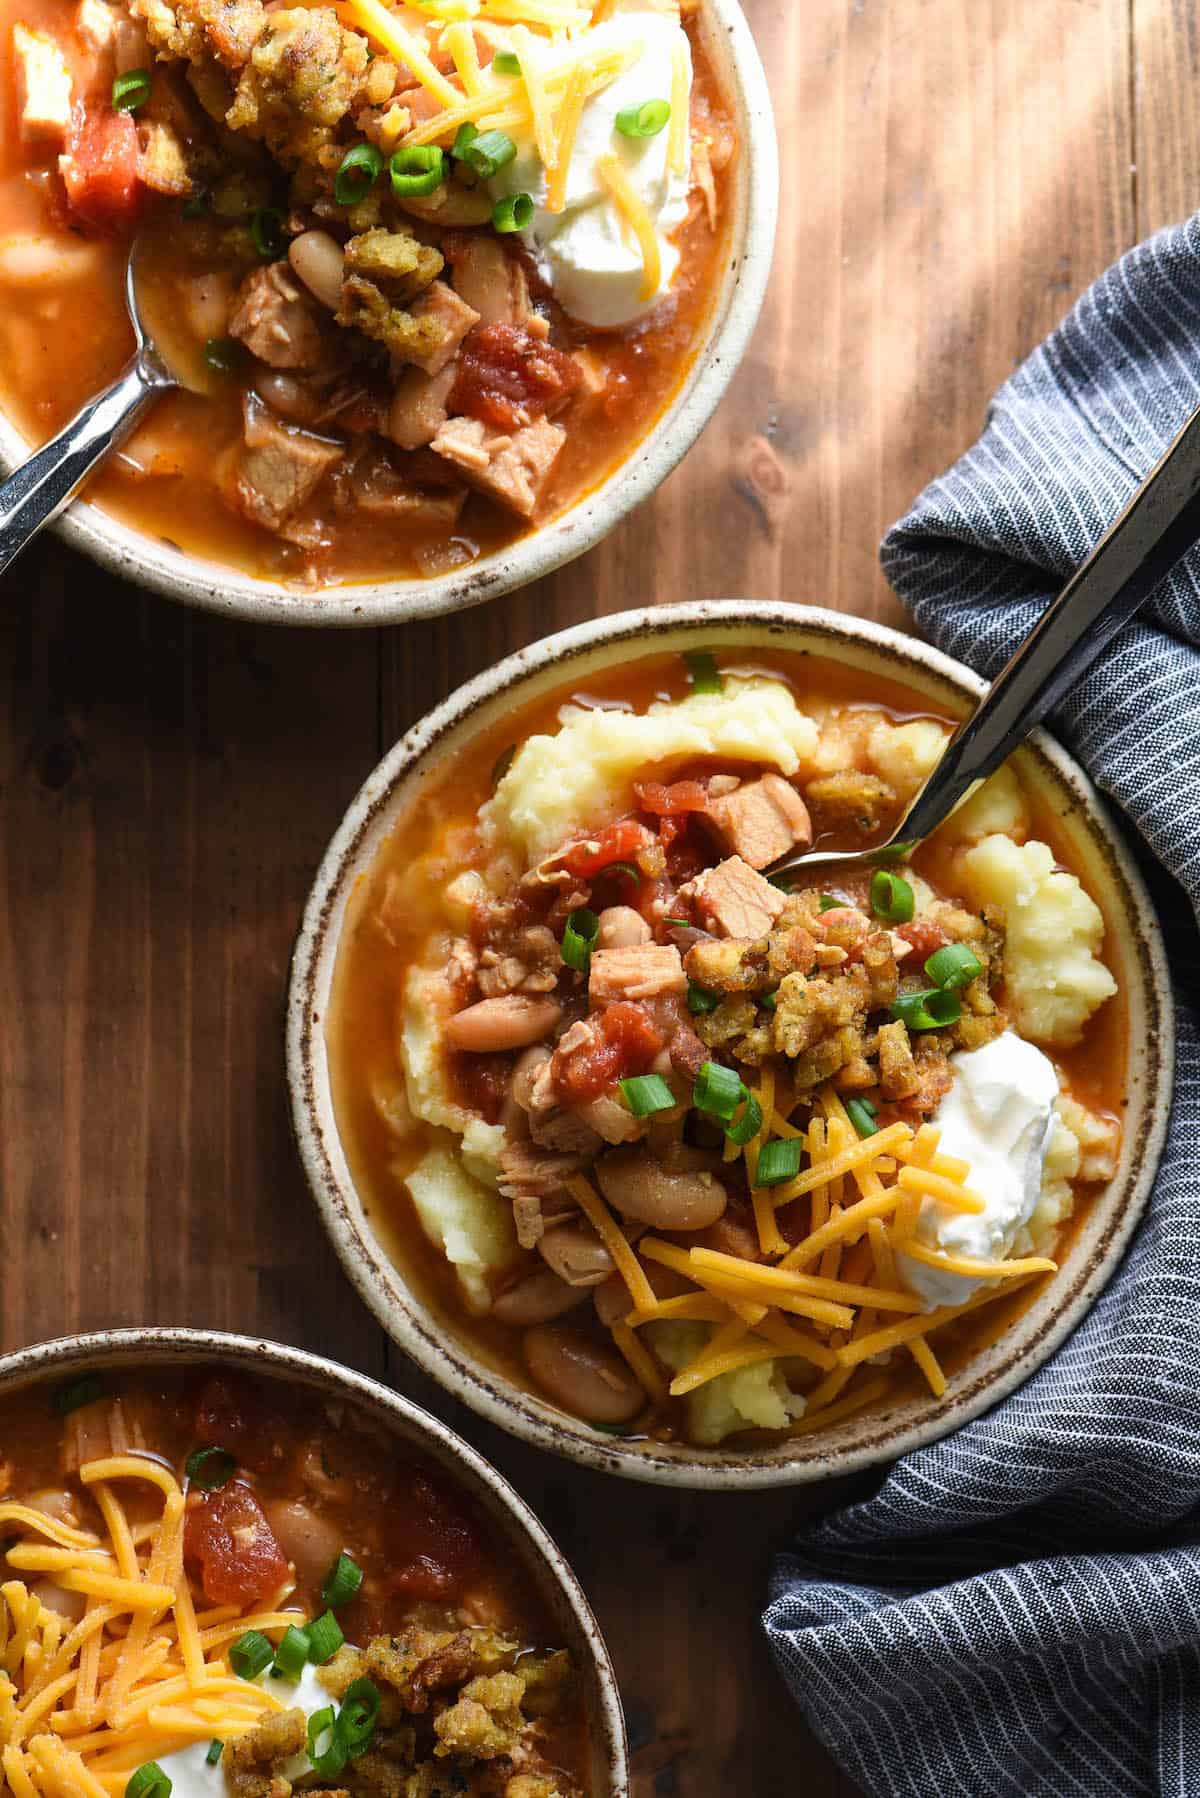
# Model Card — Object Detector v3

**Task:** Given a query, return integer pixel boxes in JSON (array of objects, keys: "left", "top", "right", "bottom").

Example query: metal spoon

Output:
[
  {"left": 766, "top": 395, "right": 1200, "bottom": 884},
  {"left": 0, "top": 247, "right": 179, "bottom": 581}
]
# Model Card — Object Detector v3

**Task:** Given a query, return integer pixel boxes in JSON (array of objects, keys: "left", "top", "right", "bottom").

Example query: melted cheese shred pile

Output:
[
  {"left": 0, "top": 1449, "right": 304, "bottom": 1797},
  {"left": 581, "top": 1084, "right": 1059, "bottom": 1430}
]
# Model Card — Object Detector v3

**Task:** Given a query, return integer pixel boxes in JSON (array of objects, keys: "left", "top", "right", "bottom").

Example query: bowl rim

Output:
[
  {"left": 0, "top": 0, "right": 777, "bottom": 630},
  {"left": 0, "top": 1325, "right": 630, "bottom": 1794},
  {"left": 286, "top": 597, "right": 1175, "bottom": 1487}
]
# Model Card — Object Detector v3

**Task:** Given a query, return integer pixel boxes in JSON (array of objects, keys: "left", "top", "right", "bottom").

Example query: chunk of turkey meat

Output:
[
  {"left": 680, "top": 856, "right": 787, "bottom": 939},
  {"left": 229, "top": 261, "right": 327, "bottom": 369},
  {"left": 430, "top": 415, "right": 564, "bottom": 519},
  {"left": 704, "top": 774, "right": 812, "bottom": 870},
  {"left": 588, "top": 944, "right": 686, "bottom": 1004},
  {"left": 402, "top": 279, "right": 480, "bottom": 376},
  {"left": 231, "top": 392, "right": 342, "bottom": 533}
]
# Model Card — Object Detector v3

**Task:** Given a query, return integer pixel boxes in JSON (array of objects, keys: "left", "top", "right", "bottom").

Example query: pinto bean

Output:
[
  {"left": 511, "top": 1044, "right": 553, "bottom": 1112},
  {"left": 254, "top": 370, "right": 322, "bottom": 425},
  {"left": 30, "top": 1578, "right": 86, "bottom": 1623},
  {"left": 538, "top": 1222, "right": 614, "bottom": 1288},
  {"left": 264, "top": 1498, "right": 345, "bottom": 1589},
  {"left": 523, "top": 1325, "right": 643, "bottom": 1424},
  {"left": 492, "top": 1268, "right": 589, "bottom": 1327},
  {"left": 26, "top": 1488, "right": 79, "bottom": 1525},
  {"left": 287, "top": 229, "right": 344, "bottom": 310},
  {"left": 444, "top": 995, "right": 561, "bottom": 1053},
  {"left": 596, "top": 1144, "right": 727, "bottom": 1231},
  {"left": 596, "top": 906, "right": 652, "bottom": 950}
]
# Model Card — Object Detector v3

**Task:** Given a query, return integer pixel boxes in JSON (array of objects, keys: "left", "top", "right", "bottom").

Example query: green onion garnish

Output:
[
  {"left": 112, "top": 68, "right": 151, "bottom": 111},
  {"left": 230, "top": 1630, "right": 274, "bottom": 1681},
  {"left": 389, "top": 144, "right": 445, "bottom": 197},
  {"left": 924, "top": 944, "right": 984, "bottom": 990},
  {"left": 334, "top": 141, "right": 383, "bottom": 206},
  {"left": 271, "top": 1624, "right": 311, "bottom": 1681},
  {"left": 492, "top": 49, "right": 521, "bottom": 73},
  {"left": 306, "top": 1610, "right": 345, "bottom": 1666},
  {"left": 753, "top": 1138, "right": 803, "bottom": 1187},
  {"left": 202, "top": 338, "right": 240, "bottom": 376},
  {"left": 890, "top": 988, "right": 962, "bottom": 1031},
  {"left": 182, "top": 190, "right": 209, "bottom": 218},
  {"left": 619, "top": 1074, "right": 677, "bottom": 1117},
  {"left": 726, "top": 1090, "right": 764, "bottom": 1147},
  {"left": 615, "top": 97, "right": 671, "bottom": 138},
  {"left": 687, "top": 982, "right": 719, "bottom": 1015},
  {"left": 560, "top": 907, "right": 600, "bottom": 973},
  {"left": 321, "top": 1551, "right": 364, "bottom": 1609},
  {"left": 869, "top": 869, "right": 915, "bottom": 924},
  {"left": 760, "top": 990, "right": 778, "bottom": 1012},
  {"left": 124, "top": 1762, "right": 170, "bottom": 1798},
  {"left": 250, "top": 207, "right": 284, "bottom": 259},
  {"left": 205, "top": 1741, "right": 223, "bottom": 1768},
  {"left": 692, "top": 1060, "right": 744, "bottom": 1120},
  {"left": 307, "top": 1706, "right": 346, "bottom": 1779},
  {"left": 605, "top": 861, "right": 640, "bottom": 886},
  {"left": 683, "top": 650, "right": 722, "bottom": 694},
  {"left": 492, "top": 191, "right": 532, "bottom": 232},
  {"left": 452, "top": 121, "right": 479, "bottom": 159},
  {"left": 53, "top": 1374, "right": 108, "bottom": 1416},
  {"left": 818, "top": 894, "right": 842, "bottom": 912},
  {"left": 767, "top": 872, "right": 794, "bottom": 892},
  {"left": 184, "top": 1446, "right": 236, "bottom": 1489},
  {"left": 663, "top": 916, "right": 690, "bottom": 927},
  {"left": 337, "top": 1677, "right": 381, "bottom": 1758},
  {"left": 460, "top": 128, "right": 517, "bottom": 179},
  {"left": 845, "top": 1097, "right": 879, "bottom": 1138}
]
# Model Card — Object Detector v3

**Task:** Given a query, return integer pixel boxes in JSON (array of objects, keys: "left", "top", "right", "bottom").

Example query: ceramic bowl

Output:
[
  {"left": 0, "top": 1, "right": 776, "bottom": 628},
  {"left": 0, "top": 1327, "right": 628, "bottom": 1790},
  {"left": 286, "top": 600, "right": 1174, "bottom": 1486}
]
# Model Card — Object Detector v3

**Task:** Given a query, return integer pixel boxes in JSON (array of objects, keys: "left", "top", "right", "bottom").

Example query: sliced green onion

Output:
[
  {"left": 845, "top": 1098, "right": 879, "bottom": 1139},
  {"left": 753, "top": 1138, "right": 802, "bottom": 1187},
  {"left": 767, "top": 872, "right": 794, "bottom": 892},
  {"left": 389, "top": 144, "right": 445, "bottom": 197},
  {"left": 605, "top": 861, "right": 640, "bottom": 886},
  {"left": 271, "top": 1624, "right": 311, "bottom": 1681},
  {"left": 307, "top": 1706, "right": 346, "bottom": 1779},
  {"left": 229, "top": 1630, "right": 274, "bottom": 1681},
  {"left": 560, "top": 907, "right": 600, "bottom": 973},
  {"left": 461, "top": 128, "right": 517, "bottom": 178},
  {"left": 205, "top": 1742, "right": 223, "bottom": 1768},
  {"left": 683, "top": 650, "right": 722, "bottom": 694},
  {"left": 250, "top": 207, "right": 284, "bottom": 259},
  {"left": 924, "top": 944, "right": 984, "bottom": 991},
  {"left": 615, "top": 97, "right": 671, "bottom": 138},
  {"left": 492, "top": 49, "right": 521, "bottom": 73},
  {"left": 692, "top": 1060, "right": 743, "bottom": 1121},
  {"left": 334, "top": 141, "right": 383, "bottom": 206},
  {"left": 306, "top": 1610, "right": 344, "bottom": 1666},
  {"left": 890, "top": 988, "right": 962, "bottom": 1031},
  {"left": 202, "top": 337, "right": 240, "bottom": 376},
  {"left": 321, "top": 1551, "right": 364, "bottom": 1609},
  {"left": 818, "top": 894, "right": 842, "bottom": 912},
  {"left": 112, "top": 68, "right": 151, "bottom": 111},
  {"left": 619, "top": 1074, "right": 677, "bottom": 1117},
  {"left": 760, "top": 989, "right": 777, "bottom": 1012},
  {"left": 687, "top": 981, "right": 719, "bottom": 1015},
  {"left": 182, "top": 190, "right": 209, "bottom": 218},
  {"left": 125, "top": 1762, "right": 170, "bottom": 1798},
  {"left": 726, "top": 1090, "right": 763, "bottom": 1147},
  {"left": 53, "top": 1374, "right": 108, "bottom": 1416},
  {"left": 185, "top": 1446, "right": 236, "bottom": 1489},
  {"left": 492, "top": 191, "right": 532, "bottom": 233},
  {"left": 452, "top": 121, "right": 479, "bottom": 159},
  {"left": 663, "top": 916, "right": 691, "bottom": 927},
  {"left": 336, "top": 1677, "right": 381, "bottom": 1758},
  {"left": 869, "top": 869, "right": 915, "bottom": 924}
]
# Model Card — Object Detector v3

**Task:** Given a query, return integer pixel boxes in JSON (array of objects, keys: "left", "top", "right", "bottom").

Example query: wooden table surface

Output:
[{"left": 0, "top": 1, "right": 1189, "bottom": 1791}]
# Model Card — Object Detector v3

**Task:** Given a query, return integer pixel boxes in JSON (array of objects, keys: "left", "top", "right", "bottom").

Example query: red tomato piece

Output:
[
  {"left": 560, "top": 819, "right": 654, "bottom": 879},
  {"left": 895, "top": 917, "right": 949, "bottom": 960},
  {"left": 448, "top": 322, "right": 581, "bottom": 431},
  {"left": 553, "top": 1001, "right": 664, "bottom": 1103},
  {"left": 183, "top": 1480, "right": 288, "bottom": 1607},
  {"left": 633, "top": 779, "right": 709, "bottom": 816},
  {"left": 194, "top": 1376, "right": 289, "bottom": 1475},
  {"left": 60, "top": 108, "right": 142, "bottom": 234}
]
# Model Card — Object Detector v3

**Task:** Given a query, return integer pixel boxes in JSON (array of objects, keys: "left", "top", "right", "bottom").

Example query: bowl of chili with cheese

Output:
[
  {"left": 0, "top": 1328, "right": 626, "bottom": 1793},
  {"left": 0, "top": 0, "right": 774, "bottom": 623}
]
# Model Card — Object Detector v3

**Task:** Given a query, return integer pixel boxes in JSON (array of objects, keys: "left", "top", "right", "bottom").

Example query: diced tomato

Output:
[
  {"left": 553, "top": 1001, "right": 664, "bottom": 1103},
  {"left": 633, "top": 779, "right": 710, "bottom": 816},
  {"left": 385, "top": 1555, "right": 457, "bottom": 1601},
  {"left": 560, "top": 819, "right": 654, "bottom": 879},
  {"left": 895, "top": 917, "right": 949, "bottom": 960},
  {"left": 183, "top": 1480, "right": 288, "bottom": 1607},
  {"left": 194, "top": 1377, "right": 290, "bottom": 1475},
  {"left": 449, "top": 323, "right": 582, "bottom": 431},
  {"left": 60, "top": 108, "right": 142, "bottom": 234}
]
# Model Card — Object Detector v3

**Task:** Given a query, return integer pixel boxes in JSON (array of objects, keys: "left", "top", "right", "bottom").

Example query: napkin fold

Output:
[{"left": 764, "top": 216, "right": 1200, "bottom": 1797}]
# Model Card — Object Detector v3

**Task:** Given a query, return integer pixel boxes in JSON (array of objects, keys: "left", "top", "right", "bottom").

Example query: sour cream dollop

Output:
[
  {"left": 155, "top": 1663, "right": 332, "bottom": 1797},
  {"left": 897, "top": 1031, "right": 1059, "bottom": 1310},
  {"left": 489, "top": 5, "right": 692, "bottom": 327}
]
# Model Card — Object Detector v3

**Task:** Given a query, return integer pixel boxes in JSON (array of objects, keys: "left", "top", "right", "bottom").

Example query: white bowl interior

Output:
[
  {"left": 0, "top": 0, "right": 777, "bottom": 628},
  {"left": 288, "top": 601, "right": 1173, "bottom": 1486},
  {"left": 0, "top": 1328, "right": 629, "bottom": 1794}
]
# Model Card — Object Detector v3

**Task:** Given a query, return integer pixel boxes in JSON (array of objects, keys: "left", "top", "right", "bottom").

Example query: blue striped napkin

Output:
[{"left": 764, "top": 216, "right": 1200, "bottom": 1798}]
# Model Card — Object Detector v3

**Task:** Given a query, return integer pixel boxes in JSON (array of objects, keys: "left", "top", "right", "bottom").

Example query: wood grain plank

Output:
[{"left": 1132, "top": 0, "right": 1198, "bottom": 237}]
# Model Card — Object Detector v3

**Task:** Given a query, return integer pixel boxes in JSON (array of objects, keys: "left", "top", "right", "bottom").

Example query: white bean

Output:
[
  {"left": 444, "top": 995, "right": 561, "bottom": 1054},
  {"left": 263, "top": 1499, "right": 344, "bottom": 1589},
  {"left": 287, "top": 230, "right": 344, "bottom": 311},
  {"left": 523, "top": 1325, "right": 643, "bottom": 1424},
  {"left": 31, "top": 1579, "right": 86, "bottom": 1623},
  {"left": 596, "top": 906, "right": 651, "bottom": 950}
]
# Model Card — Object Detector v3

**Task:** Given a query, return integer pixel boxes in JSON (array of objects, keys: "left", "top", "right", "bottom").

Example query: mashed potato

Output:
[
  {"left": 957, "top": 835, "right": 1118, "bottom": 1045},
  {"left": 648, "top": 1320, "right": 806, "bottom": 1445},
  {"left": 401, "top": 964, "right": 506, "bottom": 1179},
  {"left": 483, "top": 680, "right": 820, "bottom": 868},
  {"left": 867, "top": 719, "right": 949, "bottom": 798},
  {"left": 942, "top": 764, "right": 1030, "bottom": 843},
  {"left": 406, "top": 1146, "right": 517, "bottom": 1313}
]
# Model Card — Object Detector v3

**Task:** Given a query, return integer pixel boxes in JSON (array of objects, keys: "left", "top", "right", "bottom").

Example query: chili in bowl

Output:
[
  {"left": 0, "top": 1329, "right": 626, "bottom": 1794},
  {"left": 287, "top": 601, "right": 1172, "bottom": 1486}
]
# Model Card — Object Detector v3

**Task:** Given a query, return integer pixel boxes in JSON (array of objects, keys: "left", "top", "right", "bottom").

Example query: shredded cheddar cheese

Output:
[
  {"left": 594, "top": 152, "right": 661, "bottom": 300},
  {"left": 565, "top": 1173, "right": 658, "bottom": 1314}
]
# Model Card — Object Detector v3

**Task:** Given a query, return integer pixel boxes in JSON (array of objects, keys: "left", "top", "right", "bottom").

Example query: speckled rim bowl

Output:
[
  {"left": 0, "top": 1327, "right": 629, "bottom": 1792},
  {"left": 286, "top": 600, "right": 1174, "bottom": 1487},
  {"left": 0, "top": 1, "right": 775, "bottom": 629}
]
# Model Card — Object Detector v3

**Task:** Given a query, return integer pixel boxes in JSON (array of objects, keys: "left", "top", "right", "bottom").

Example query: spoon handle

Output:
[
  {"left": 0, "top": 352, "right": 171, "bottom": 582},
  {"left": 893, "top": 395, "right": 1200, "bottom": 847}
]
